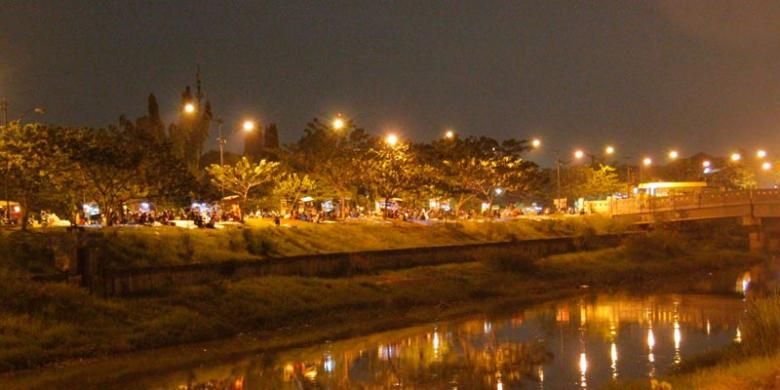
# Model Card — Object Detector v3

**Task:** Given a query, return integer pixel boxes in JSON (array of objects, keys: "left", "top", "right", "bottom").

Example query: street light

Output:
[
  {"left": 638, "top": 157, "right": 652, "bottom": 183},
  {"left": 702, "top": 160, "right": 711, "bottom": 168},
  {"left": 445, "top": 130, "right": 455, "bottom": 139},
  {"left": 242, "top": 119, "right": 256, "bottom": 132},
  {"left": 574, "top": 149, "right": 585, "bottom": 160},
  {"left": 605, "top": 145, "right": 615, "bottom": 155},
  {"left": 385, "top": 133, "right": 399, "bottom": 147},
  {"left": 730, "top": 152, "right": 742, "bottom": 162},
  {"left": 218, "top": 119, "right": 257, "bottom": 167},
  {"left": 762, "top": 161, "right": 772, "bottom": 171},
  {"left": 757, "top": 150, "right": 767, "bottom": 159},
  {"left": 531, "top": 138, "right": 541, "bottom": 148},
  {"left": 183, "top": 102, "right": 196, "bottom": 114},
  {"left": 668, "top": 150, "right": 679, "bottom": 160},
  {"left": 332, "top": 114, "right": 345, "bottom": 130}
]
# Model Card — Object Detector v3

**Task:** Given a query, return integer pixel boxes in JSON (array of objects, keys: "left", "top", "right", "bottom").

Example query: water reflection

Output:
[{"left": 136, "top": 293, "right": 747, "bottom": 390}]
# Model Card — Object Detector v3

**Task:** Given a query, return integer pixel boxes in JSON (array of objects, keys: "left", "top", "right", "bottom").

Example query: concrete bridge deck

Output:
[
  {"left": 605, "top": 189, "right": 780, "bottom": 251},
  {"left": 607, "top": 189, "right": 780, "bottom": 224}
]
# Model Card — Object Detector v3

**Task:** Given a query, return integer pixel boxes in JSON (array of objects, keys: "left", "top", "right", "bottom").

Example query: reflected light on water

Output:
[
  {"left": 610, "top": 342, "right": 618, "bottom": 379},
  {"left": 483, "top": 320, "right": 493, "bottom": 334},
  {"left": 130, "top": 292, "right": 757, "bottom": 390},
  {"left": 647, "top": 328, "right": 656, "bottom": 378},
  {"left": 673, "top": 320, "right": 682, "bottom": 365},
  {"left": 323, "top": 353, "right": 335, "bottom": 373},
  {"left": 432, "top": 330, "right": 441, "bottom": 360},
  {"left": 735, "top": 327, "right": 742, "bottom": 343},
  {"left": 736, "top": 272, "right": 751, "bottom": 295},
  {"left": 647, "top": 329, "right": 655, "bottom": 350},
  {"left": 579, "top": 352, "right": 588, "bottom": 388}
]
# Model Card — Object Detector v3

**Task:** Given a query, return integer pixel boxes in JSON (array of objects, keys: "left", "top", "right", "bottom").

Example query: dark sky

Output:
[{"left": 2, "top": 1, "right": 779, "bottom": 165}]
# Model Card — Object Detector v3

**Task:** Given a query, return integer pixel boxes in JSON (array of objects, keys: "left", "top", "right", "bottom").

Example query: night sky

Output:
[{"left": 2, "top": 1, "right": 779, "bottom": 165}]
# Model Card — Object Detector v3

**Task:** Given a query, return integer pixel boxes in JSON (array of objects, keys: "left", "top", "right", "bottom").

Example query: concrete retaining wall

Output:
[{"left": 89, "top": 233, "right": 633, "bottom": 296}]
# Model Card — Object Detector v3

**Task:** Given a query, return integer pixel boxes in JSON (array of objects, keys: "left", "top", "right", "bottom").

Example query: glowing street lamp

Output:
[
  {"left": 385, "top": 133, "right": 399, "bottom": 147},
  {"left": 668, "top": 150, "right": 679, "bottom": 160},
  {"left": 183, "top": 102, "right": 196, "bottom": 114},
  {"left": 730, "top": 152, "right": 742, "bottom": 162},
  {"left": 531, "top": 138, "right": 541, "bottom": 148},
  {"left": 332, "top": 115, "right": 345, "bottom": 130},
  {"left": 445, "top": 130, "right": 455, "bottom": 139},
  {"left": 702, "top": 160, "right": 711, "bottom": 168},
  {"left": 762, "top": 161, "right": 772, "bottom": 171},
  {"left": 605, "top": 145, "right": 615, "bottom": 155},
  {"left": 242, "top": 119, "right": 256, "bottom": 132},
  {"left": 574, "top": 149, "right": 585, "bottom": 160},
  {"left": 757, "top": 150, "right": 767, "bottom": 159},
  {"left": 643, "top": 157, "right": 652, "bottom": 166}
]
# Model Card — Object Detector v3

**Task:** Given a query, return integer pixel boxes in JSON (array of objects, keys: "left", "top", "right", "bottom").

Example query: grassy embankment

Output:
[
  {"left": 0, "top": 217, "right": 766, "bottom": 386},
  {"left": 1, "top": 216, "right": 626, "bottom": 271}
]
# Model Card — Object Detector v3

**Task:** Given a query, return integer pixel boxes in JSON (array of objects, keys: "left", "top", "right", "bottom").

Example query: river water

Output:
[
  {"left": 121, "top": 263, "right": 775, "bottom": 390},
  {"left": 9, "top": 262, "right": 778, "bottom": 389}
]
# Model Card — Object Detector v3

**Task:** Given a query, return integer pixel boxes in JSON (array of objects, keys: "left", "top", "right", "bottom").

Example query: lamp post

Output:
[
  {"left": 639, "top": 157, "right": 652, "bottom": 183},
  {"left": 215, "top": 119, "right": 256, "bottom": 197}
]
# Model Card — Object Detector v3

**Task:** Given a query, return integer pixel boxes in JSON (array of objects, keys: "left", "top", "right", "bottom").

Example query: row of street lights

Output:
[
  {"left": 528, "top": 137, "right": 773, "bottom": 171},
  {"left": 211, "top": 110, "right": 776, "bottom": 173}
]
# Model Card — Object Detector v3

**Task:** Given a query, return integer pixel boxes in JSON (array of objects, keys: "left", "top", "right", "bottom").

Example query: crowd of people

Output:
[{"left": 0, "top": 199, "right": 558, "bottom": 229}]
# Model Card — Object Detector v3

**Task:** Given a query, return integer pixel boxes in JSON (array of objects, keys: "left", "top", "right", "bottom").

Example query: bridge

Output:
[{"left": 601, "top": 189, "right": 780, "bottom": 251}]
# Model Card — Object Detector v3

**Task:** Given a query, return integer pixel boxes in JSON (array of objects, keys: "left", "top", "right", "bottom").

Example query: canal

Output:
[
  {"left": 123, "top": 264, "right": 775, "bottom": 389},
  {"left": 7, "top": 261, "right": 777, "bottom": 389}
]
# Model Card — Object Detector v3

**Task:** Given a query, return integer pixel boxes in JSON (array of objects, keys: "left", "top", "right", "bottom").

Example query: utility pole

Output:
[
  {"left": 215, "top": 118, "right": 225, "bottom": 198},
  {"left": 554, "top": 150, "right": 564, "bottom": 212},
  {"left": 0, "top": 98, "right": 7, "bottom": 127}
]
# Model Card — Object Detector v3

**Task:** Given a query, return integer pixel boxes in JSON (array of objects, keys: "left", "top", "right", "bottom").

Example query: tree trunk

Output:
[{"left": 20, "top": 196, "right": 29, "bottom": 230}]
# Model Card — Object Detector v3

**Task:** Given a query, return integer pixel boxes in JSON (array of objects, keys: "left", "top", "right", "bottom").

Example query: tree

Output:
[
  {"left": 707, "top": 163, "right": 757, "bottom": 190},
  {"left": 423, "top": 136, "right": 544, "bottom": 214},
  {"left": 366, "top": 141, "right": 430, "bottom": 217},
  {"left": 206, "top": 157, "right": 280, "bottom": 219},
  {"left": 273, "top": 173, "right": 318, "bottom": 215},
  {"left": 65, "top": 126, "right": 145, "bottom": 225},
  {"left": 286, "top": 117, "right": 374, "bottom": 218},
  {"left": 563, "top": 164, "right": 623, "bottom": 200},
  {"left": 0, "top": 123, "right": 75, "bottom": 229}
]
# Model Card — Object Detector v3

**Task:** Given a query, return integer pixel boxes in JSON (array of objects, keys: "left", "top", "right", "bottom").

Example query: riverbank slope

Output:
[{"left": 0, "top": 219, "right": 766, "bottom": 386}]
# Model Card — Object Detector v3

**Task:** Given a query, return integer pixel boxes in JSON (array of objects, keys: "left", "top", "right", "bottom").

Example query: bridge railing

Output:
[{"left": 608, "top": 189, "right": 777, "bottom": 217}]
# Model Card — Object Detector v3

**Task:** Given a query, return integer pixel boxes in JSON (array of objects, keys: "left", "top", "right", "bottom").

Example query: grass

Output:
[
  {"left": 0, "top": 215, "right": 628, "bottom": 271},
  {"left": 0, "top": 222, "right": 762, "bottom": 371}
]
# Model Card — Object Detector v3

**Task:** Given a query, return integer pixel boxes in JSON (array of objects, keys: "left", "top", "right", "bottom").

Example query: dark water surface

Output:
[{"left": 125, "top": 265, "right": 774, "bottom": 390}]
